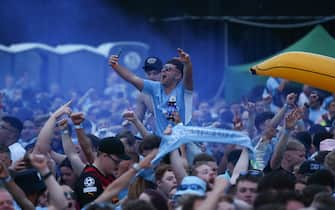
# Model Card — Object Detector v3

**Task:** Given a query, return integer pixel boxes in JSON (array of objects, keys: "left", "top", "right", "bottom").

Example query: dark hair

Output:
[
  {"left": 253, "top": 191, "right": 282, "bottom": 209},
  {"left": 294, "top": 131, "right": 312, "bottom": 151},
  {"left": 83, "top": 201, "right": 115, "bottom": 210},
  {"left": 166, "top": 58, "right": 184, "bottom": 77},
  {"left": 255, "top": 112, "right": 274, "bottom": 132},
  {"left": 236, "top": 170, "right": 263, "bottom": 185},
  {"left": 257, "top": 171, "right": 295, "bottom": 193},
  {"left": 254, "top": 191, "right": 303, "bottom": 209},
  {"left": 227, "top": 149, "right": 242, "bottom": 165},
  {"left": 192, "top": 153, "right": 215, "bottom": 165},
  {"left": 139, "top": 135, "right": 161, "bottom": 155},
  {"left": 127, "top": 177, "right": 157, "bottom": 200},
  {"left": 123, "top": 200, "right": 156, "bottom": 210},
  {"left": 59, "top": 158, "right": 72, "bottom": 169},
  {"left": 155, "top": 164, "right": 173, "bottom": 182},
  {"left": 307, "top": 169, "right": 335, "bottom": 190},
  {"left": 117, "top": 130, "right": 136, "bottom": 146},
  {"left": 302, "top": 184, "right": 329, "bottom": 206},
  {"left": 312, "top": 192, "right": 335, "bottom": 209},
  {"left": 2, "top": 116, "right": 23, "bottom": 133},
  {"left": 142, "top": 189, "right": 168, "bottom": 210}
]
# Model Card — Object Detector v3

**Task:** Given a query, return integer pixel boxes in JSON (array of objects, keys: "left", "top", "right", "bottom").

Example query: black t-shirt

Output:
[{"left": 74, "top": 165, "right": 115, "bottom": 208}]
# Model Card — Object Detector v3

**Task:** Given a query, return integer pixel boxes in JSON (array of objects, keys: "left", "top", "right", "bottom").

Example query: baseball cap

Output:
[
  {"left": 98, "top": 137, "right": 130, "bottom": 160},
  {"left": 14, "top": 169, "right": 46, "bottom": 194},
  {"left": 175, "top": 176, "right": 206, "bottom": 197},
  {"left": 298, "top": 160, "right": 324, "bottom": 176},
  {"left": 143, "top": 56, "right": 163, "bottom": 72}
]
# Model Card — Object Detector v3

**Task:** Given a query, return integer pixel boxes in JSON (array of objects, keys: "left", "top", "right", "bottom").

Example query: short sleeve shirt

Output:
[
  {"left": 74, "top": 165, "right": 115, "bottom": 208},
  {"left": 142, "top": 79, "right": 192, "bottom": 136}
]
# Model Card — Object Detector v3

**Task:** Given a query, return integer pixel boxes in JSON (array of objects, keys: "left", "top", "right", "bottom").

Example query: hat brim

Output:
[
  {"left": 116, "top": 153, "right": 131, "bottom": 160},
  {"left": 143, "top": 66, "right": 161, "bottom": 72}
]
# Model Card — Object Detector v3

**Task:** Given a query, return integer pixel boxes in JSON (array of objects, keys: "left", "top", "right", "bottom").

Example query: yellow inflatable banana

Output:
[{"left": 250, "top": 52, "right": 335, "bottom": 93}]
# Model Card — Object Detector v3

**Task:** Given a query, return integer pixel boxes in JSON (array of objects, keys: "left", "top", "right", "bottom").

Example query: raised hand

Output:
[
  {"left": 139, "top": 149, "right": 158, "bottom": 169},
  {"left": 212, "top": 176, "right": 230, "bottom": 193},
  {"left": 246, "top": 102, "right": 256, "bottom": 113},
  {"left": 29, "top": 154, "right": 49, "bottom": 172},
  {"left": 122, "top": 110, "right": 138, "bottom": 123},
  {"left": 286, "top": 93, "right": 297, "bottom": 107},
  {"left": 12, "top": 158, "right": 29, "bottom": 172},
  {"left": 108, "top": 55, "right": 119, "bottom": 68},
  {"left": 52, "top": 100, "right": 72, "bottom": 119},
  {"left": 56, "top": 118, "right": 68, "bottom": 130},
  {"left": 285, "top": 108, "right": 302, "bottom": 130},
  {"left": 70, "top": 112, "right": 85, "bottom": 125},
  {"left": 163, "top": 124, "right": 173, "bottom": 135},
  {"left": 175, "top": 48, "right": 191, "bottom": 64}
]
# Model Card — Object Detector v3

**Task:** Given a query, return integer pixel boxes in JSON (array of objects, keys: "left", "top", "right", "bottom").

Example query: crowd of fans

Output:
[{"left": 0, "top": 48, "right": 335, "bottom": 210}]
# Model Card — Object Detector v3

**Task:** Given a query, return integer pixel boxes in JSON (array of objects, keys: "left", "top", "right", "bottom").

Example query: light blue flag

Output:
[{"left": 151, "top": 124, "right": 254, "bottom": 164}]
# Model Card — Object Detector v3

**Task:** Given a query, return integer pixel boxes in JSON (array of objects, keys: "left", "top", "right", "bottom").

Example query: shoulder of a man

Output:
[
  {"left": 142, "top": 79, "right": 160, "bottom": 94},
  {"left": 74, "top": 166, "right": 103, "bottom": 207}
]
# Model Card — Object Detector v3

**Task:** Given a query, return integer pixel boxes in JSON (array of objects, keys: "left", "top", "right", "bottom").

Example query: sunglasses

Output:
[
  {"left": 108, "top": 155, "right": 121, "bottom": 165},
  {"left": 178, "top": 184, "right": 204, "bottom": 191}
]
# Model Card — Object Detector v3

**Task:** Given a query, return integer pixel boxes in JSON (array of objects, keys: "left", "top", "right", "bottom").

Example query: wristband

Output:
[
  {"left": 41, "top": 171, "right": 53, "bottom": 180},
  {"left": 1, "top": 176, "right": 12, "bottom": 183},
  {"left": 132, "top": 163, "right": 141, "bottom": 172},
  {"left": 74, "top": 124, "right": 83, "bottom": 129},
  {"left": 61, "top": 129, "right": 69, "bottom": 135}
]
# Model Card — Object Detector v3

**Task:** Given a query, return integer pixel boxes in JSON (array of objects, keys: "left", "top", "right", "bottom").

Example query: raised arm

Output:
[
  {"left": 123, "top": 110, "right": 149, "bottom": 137},
  {"left": 176, "top": 48, "right": 193, "bottom": 91},
  {"left": 109, "top": 55, "right": 144, "bottom": 91},
  {"left": 33, "top": 100, "right": 72, "bottom": 155},
  {"left": 230, "top": 147, "right": 249, "bottom": 185},
  {"left": 58, "top": 118, "right": 85, "bottom": 176},
  {"left": 0, "top": 162, "right": 35, "bottom": 210},
  {"left": 30, "top": 154, "right": 69, "bottom": 210},
  {"left": 194, "top": 177, "right": 229, "bottom": 210},
  {"left": 94, "top": 149, "right": 158, "bottom": 202},
  {"left": 269, "top": 93, "right": 296, "bottom": 128},
  {"left": 270, "top": 108, "right": 301, "bottom": 170},
  {"left": 71, "top": 112, "right": 95, "bottom": 164}
]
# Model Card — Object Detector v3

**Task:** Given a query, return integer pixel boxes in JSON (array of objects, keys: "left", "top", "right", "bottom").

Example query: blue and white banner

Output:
[{"left": 152, "top": 124, "right": 254, "bottom": 164}]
